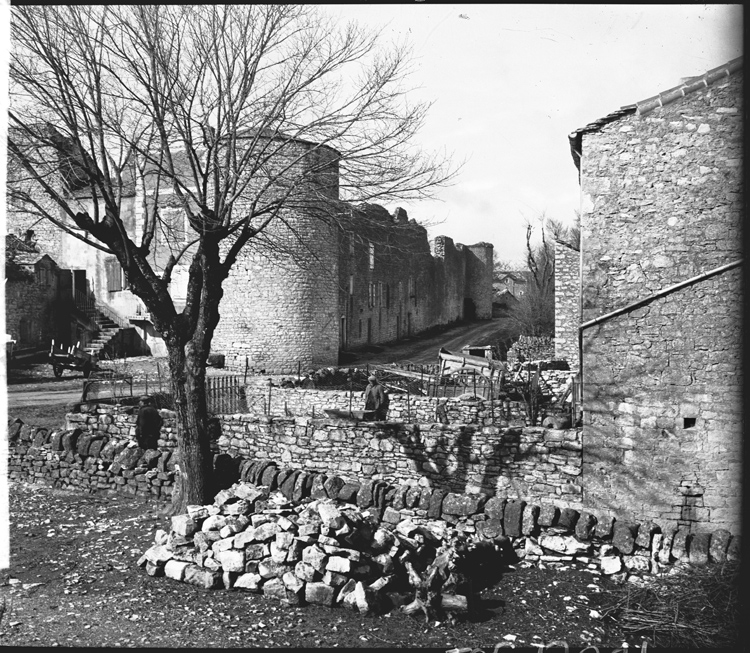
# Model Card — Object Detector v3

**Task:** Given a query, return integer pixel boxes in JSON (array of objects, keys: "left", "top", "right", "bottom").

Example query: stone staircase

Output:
[{"left": 83, "top": 312, "right": 124, "bottom": 358}]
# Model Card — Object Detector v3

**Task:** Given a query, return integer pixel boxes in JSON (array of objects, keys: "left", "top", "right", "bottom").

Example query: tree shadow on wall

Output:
[{"left": 388, "top": 425, "right": 531, "bottom": 496}]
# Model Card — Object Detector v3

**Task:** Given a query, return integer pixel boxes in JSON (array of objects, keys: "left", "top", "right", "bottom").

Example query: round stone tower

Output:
[{"left": 212, "top": 136, "right": 340, "bottom": 373}]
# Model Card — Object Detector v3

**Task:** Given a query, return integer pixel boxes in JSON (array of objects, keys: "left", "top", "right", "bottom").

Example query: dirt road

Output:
[{"left": 348, "top": 316, "right": 517, "bottom": 366}]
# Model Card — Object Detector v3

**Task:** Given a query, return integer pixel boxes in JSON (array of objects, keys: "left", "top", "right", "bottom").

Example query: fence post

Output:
[
  {"left": 348, "top": 375, "right": 353, "bottom": 417},
  {"left": 244, "top": 357, "right": 249, "bottom": 384},
  {"left": 406, "top": 388, "right": 410, "bottom": 424},
  {"left": 490, "top": 376, "right": 495, "bottom": 423},
  {"left": 473, "top": 370, "right": 477, "bottom": 397}
]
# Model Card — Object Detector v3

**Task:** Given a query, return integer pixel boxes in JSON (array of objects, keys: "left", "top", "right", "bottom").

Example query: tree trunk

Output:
[{"left": 166, "top": 339, "right": 214, "bottom": 515}]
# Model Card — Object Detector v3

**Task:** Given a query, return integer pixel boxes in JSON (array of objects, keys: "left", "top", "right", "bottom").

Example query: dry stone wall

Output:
[{"left": 578, "top": 67, "right": 743, "bottom": 534}]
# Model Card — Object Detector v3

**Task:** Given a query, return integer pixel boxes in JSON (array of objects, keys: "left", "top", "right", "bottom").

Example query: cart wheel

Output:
[{"left": 53, "top": 364, "right": 64, "bottom": 378}]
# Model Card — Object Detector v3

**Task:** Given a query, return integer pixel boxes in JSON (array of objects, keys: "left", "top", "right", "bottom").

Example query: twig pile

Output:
[{"left": 601, "top": 561, "right": 740, "bottom": 648}]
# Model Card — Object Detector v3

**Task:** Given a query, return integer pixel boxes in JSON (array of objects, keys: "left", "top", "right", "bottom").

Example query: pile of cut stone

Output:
[{"left": 138, "top": 481, "right": 505, "bottom": 617}]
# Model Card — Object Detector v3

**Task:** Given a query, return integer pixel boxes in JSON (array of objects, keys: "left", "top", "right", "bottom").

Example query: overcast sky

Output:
[{"left": 327, "top": 4, "right": 743, "bottom": 264}]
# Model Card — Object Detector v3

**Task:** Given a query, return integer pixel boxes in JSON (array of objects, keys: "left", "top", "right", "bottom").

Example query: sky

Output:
[{"left": 326, "top": 4, "right": 743, "bottom": 264}]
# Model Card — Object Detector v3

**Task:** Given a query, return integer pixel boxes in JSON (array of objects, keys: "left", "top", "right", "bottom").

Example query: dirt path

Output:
[{"left": 349, "top": 317, "right": 517, "bottom": 366}]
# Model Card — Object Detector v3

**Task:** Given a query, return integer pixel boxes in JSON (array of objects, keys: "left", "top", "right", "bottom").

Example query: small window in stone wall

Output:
[
  {"left": 368, "top": 241, "right": 375, "bottom": 270},
  {"left": 683, "top": 417, "right": 697, "bottom": 429}
]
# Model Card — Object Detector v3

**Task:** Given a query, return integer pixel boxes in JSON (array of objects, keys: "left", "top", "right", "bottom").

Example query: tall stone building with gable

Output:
[{"left": 567, "top": 57, "right": 742, "bottom": 533}]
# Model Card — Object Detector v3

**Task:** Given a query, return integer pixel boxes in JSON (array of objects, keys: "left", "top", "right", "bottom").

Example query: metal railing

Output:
[{"left": 73, "top": 289, "right": 131, "bottom": 329}]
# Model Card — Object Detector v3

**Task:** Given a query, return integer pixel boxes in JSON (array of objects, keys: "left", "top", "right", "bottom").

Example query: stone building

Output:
[
  {"left": 7, "top": 130, "right": 493, "bottom": 371},
  {"left": 567, "top": 57, "right": 742, "bottom": 533},
  {"left": 5, "top": 234, "right": 71, "bottom": 349}
]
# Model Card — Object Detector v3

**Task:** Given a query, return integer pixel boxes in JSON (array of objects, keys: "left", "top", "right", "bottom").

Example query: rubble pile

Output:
[{"left": 137, "top": 481, "right": 507, "bottom": 618}]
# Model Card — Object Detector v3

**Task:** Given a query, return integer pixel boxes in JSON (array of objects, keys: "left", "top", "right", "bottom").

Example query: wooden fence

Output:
[{"left": 206, "top": 375, "right": 247, "bottom": 415}]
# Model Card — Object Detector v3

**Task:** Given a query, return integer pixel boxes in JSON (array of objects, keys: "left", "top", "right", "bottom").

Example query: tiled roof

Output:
[{"left": 568, "top": 56, "right": 742, "bottom": 172}]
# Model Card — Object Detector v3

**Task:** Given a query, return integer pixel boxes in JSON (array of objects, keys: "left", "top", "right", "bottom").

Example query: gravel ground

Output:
[{"left": 0, "top": 480, "right": 639, "bottom": 649}]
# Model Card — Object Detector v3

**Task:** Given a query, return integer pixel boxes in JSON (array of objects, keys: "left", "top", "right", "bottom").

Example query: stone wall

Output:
[
  {"left": 577, "top": 64, "right": 743, "bottom": 533},
  {"left": 554, "top": 240, "right": 580, "bottom": 367}
]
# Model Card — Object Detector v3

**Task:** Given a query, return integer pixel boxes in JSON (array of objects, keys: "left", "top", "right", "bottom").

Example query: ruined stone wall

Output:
[
  {"left": 338, "top": 205, "right": 436, "bottom": 348},
  {"left": 339, "top": 210, "right": 493, "bottom": 351},
  {"left": 5, "top": 261, "right": 64, "bottom": 347},
  {"left": 579, "top": 70, "right": 742, "bottom": 533},
  {"left": 554, "top": 241, "right": 580, "bottom": 367},
  {"left": 213, "top": 142, "right": 341, "bottom": 374},
  {"left": 463, "top": 243, "right": 494, "bottom": 319},
  {"left": 431, "top": 236, "right": 466, "bottom": 325}
]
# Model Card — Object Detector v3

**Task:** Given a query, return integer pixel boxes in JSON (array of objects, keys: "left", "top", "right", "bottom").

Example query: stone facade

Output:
[
  {"left": 570, "top": 58, "right": 743, "bottom": 533},
  {"left": 553, "top": 240, "right": 580, "bottom": 367}
]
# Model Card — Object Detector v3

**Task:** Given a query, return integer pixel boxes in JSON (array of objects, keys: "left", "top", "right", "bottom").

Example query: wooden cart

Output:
[{"left": 49, "top": 339, "right": 96, "bottom": 378}]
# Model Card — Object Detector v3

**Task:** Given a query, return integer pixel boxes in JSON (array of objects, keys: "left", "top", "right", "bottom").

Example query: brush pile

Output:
[
  {"left": 601, "top": 560, "right": 740, "bottom": 648},
  {"left": 138, "top": 481, "right": 509, "bottom": 620}
]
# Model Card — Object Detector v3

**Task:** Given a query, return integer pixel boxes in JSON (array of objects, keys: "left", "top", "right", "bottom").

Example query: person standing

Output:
[
  {"left": 364, "top": 375, "right": 389, "bottom": 421},
  {"left": 135, "top": 395, "right": 163, "bottom": 450}
]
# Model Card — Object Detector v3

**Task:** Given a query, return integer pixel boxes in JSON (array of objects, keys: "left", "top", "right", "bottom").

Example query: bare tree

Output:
[{"left": 9, "top": 5, "right": 456, "bottom": 511}]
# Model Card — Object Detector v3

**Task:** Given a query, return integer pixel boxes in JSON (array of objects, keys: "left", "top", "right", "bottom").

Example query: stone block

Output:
[
  {"left": 292, "top": 471, "right": 310, "bottom": 502},
  {"left": 262, "top": 577, "right": 286, "bottom": 601},
  {"left": 310, "top": 474, "right": 329, "bottom": 500},
  {"left": 216, "top": 549, "right": 246, "bottom": 573},
  {"left": 391, "top": 485, "right": 410, "bottom": 511},
  {"left": 258, "top": 559, "right": 291, "bottom": 580},
  {"left": 234, "top": 572, "right": 263, "bottom": 592},
  {"left": 521, "top": 504, "right": 540, "bottom": 536},
  {"left": 537, "top": 504, "right": 559, "bottom": 528},
  {"left": 503, "top": 499, "right": 526, "bottom": 538},
  {"left": 382, "top": 507, "right": 402, "bottom": 525},
  {"left": 726, "top": 535, "right": 741, "bottom": 562},
  {"left": 404, "top": 486, "right": 422, "bottom": 509},
  {"left": 688, "top": 533, "right": 710, "bottom": 565},
  {"left": 279, "top": 470, "right": 301, "bottom": 500},
  {"left": 612, "top": 522, "right": 638, "bottom": 555},
  {"left": 670, "top": 527, "right": 690, "bottom": 561},
  {"left": 418, "top": 487, "right": 433, "bottom": 510},
  {"left": 538, "top": 534, "right": 590, "bottom": 556},
  {"left": 600, "top": 555, "right": 623, "bottom": 575},
  {"left": 574, "top": 513, "right": 597, "bottom": 541},
  {"left": 442, "top": 492, "right": 487, "bottom": 517},
  {"left": 302, "top": 544, "right": 329, "bottom": 573},
  {"left": 427, "top": 489, "right": 448, "bottom": 519},
  {"left": 323, "top": 475, "right": 345, "bottom": 499},
  {"left": 260, "top": 464, "right": 279, "bottom": 490},
  {"left": 708, "top": 529, "right": 732, "bottom": 563},
  {"left": 635, "top": 522, "right": 659, "bottom": 549},
  {"left": 305, "top": 581, "right": 337, "bottom": 607},
  {"left": 164, "top": 559, "right": 190, "bottom": 582},
  {"left": 294, "top": 561, "right": 321, "bottom": 583},
  {"left": 338, "top": 482, "right": 360, "bottom": 503},
  {"left": 61, "top": 429, "right": 82, "bottom": 452},
  {"left": 623, "top": 555, "right": 651, "bottom": 573},
  {"left": 254, "top": 521, "right": 281, "bottom": 542},
  {"left": 171, "top": 514, "right": 199, "bottom": 538},
  {"left": 356, "top": 481, "right": 376, "bottom": 509},
  {"left": 184, "top": 565, "right": 223, "bottom": 589},
  {"left": 557, "top": 508, "right": 580, "bottom": 532},
  {"left": 594, "top": 515, "right": 615, "bottom": 539},
  {"left": 476, "top": 518, "right": 504, "bottom": 540}
]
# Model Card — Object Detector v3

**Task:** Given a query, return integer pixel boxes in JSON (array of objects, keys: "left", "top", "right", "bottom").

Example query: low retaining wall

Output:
[
  {"left": 8, "top": 417, "right": 740, "bottom": 579},
  {"left": 60, "top": 402, "right": 584, "bottom": 507}
]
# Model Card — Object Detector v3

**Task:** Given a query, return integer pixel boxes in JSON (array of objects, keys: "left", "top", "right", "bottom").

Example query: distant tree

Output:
[{"left": 9, "top": 5, "right": 456, "bottom": 512}]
